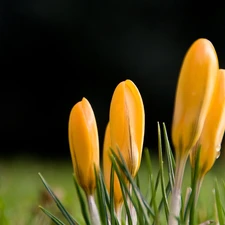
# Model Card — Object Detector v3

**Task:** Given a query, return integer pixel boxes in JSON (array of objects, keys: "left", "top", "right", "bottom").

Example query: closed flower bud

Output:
[
  {"left": 169, "top": 39, "right": 219, "bottom": 225},
  {"left": 172, "top": 38, "right": 219, "bottom": 159},
  {"left": 190, "top": 69, "right": 225, "bottom": 176},
  {"left": 103, "top": 122, "right": 123, "bottom": 211},
  {"left": 68, "top": 97, "right": 99, "bottom": 195},
  {"left": 109, "top": 79, "right": 145, "bottom": 177}
]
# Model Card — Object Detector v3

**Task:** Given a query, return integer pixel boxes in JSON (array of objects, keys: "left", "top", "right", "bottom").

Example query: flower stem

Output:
[
  {"left": 115, "top": 205, "right": 122, "bottom": 225},
  {"left": 87, "top": 194, "right": 101, "bottom": 225},
  {"left": 168, "top": 154, "right": 188, "bottom": 225}
]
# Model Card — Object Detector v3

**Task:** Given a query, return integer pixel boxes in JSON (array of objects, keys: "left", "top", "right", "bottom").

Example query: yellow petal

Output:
[
  {"left": 68, "top": 97, "right": 99, "bottom": 194},
  {"left": 190, "top": 69, "right": 225, "bottom": 176},
  {"left": 172, "top": 38, "right": 219, "bottom": 159},
  {"left": 109, "top": 79, "right": 145, "bottom": 176},
  {"left": 103, "top": 122, "right": 123, "bottom": 210}
]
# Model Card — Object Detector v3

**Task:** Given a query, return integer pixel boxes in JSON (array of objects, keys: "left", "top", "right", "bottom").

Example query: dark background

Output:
[{"left": 1, "top": 0, "right": 225, "bottom": 159}]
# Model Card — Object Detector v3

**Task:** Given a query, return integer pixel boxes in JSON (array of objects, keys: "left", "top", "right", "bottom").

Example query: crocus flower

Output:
[
  {"left": 68, "top": 97, "right": 99, "bottom": 195},
  {"left": 169, "top": 38, "right": 219, "bottom": 225},
  {"left": 103, "top": 122, "right": 123, "bottom": 216},
  {"left": 172, "top": 38, "right": 219, "bottom": 161},
  {"left": 190, "top": 69, "right": 225, "bottom": 177},
  {"left": 109, "top": 79, "right": 145, "bottom": 177}
]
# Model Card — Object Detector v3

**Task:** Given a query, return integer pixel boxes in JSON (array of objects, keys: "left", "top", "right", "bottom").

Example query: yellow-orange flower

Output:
[
  {"left": 68, "top": 97, "right": 99, "bottom": 195},
  {"left": 190, "top": 69, "right": 225, "bottom": 176},
  {"left": 172, "top": 38, "right": 219, "bottom": 160},
  {"left": 103, "top": 122, "right": 123, "bottom": 211},
  {"left": 109, "top": 79, "right": 145, "bottom": 177}
]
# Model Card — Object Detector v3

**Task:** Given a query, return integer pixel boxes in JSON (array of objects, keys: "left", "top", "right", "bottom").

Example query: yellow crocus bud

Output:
[
  {"left": 103, "top": 122, "right": 123, "bottom": 212},
  {"left": 168, "top": 38, "right": 219, "bottom": 225},
  {"left": 172, "top": 38, "right": 219, "bottom": 160},
  {"left": 190, "top": 69, "right": 225, "bottom": 176},
  {"left": 68, "top": 97, "right": 99, "bottom": 195},
  {"left": 109, "top": 79, "right": 145, "bottom": 177}
]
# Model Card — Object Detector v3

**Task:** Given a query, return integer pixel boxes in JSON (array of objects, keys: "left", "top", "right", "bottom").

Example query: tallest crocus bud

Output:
[
  {"left": 169, "top": 38, "right": 219, "bottom": 225},
  {"left": 172, "top": 38, "right": 219, "bottom": 160}
]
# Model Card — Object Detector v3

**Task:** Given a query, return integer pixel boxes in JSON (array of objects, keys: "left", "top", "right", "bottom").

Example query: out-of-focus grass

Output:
[
  {"left": 0, "top": 155, "right": 83, "bottom": 225},
  {"left": 0, "top": 154, "right": 225, "bottom": 225}
]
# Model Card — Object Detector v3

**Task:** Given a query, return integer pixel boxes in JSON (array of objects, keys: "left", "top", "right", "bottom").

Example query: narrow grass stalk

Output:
[
  {"left": 94, "top": 168, "right": 109, "bottom": 225},
  {"left": 184, "top": 146, "right": 202, "bottom": 225},
  {"left": 87, "top": 195, "right": 101, "bottom": 225},
  {"left": 189, "top": 176, "right": 203, "bottom": 225},
  {"left": 39, "top": 206, "right": 66, "bottom": 225},
  {"left": 39, "top": 173, "right": 78, "bottom": 225},
  {"left": 111, "top": 149, "right": 153, "bottom": 222},
  {"left": 157, "top": 123, "right": 169, "bottom": 220},
  {"left": 214, "top": 179, "right": 225, "bottom": 225},
  {"left": 168, "top": 153, "right": 188, "bottom": 225},
  {"left": 144, "top": 148, "right": 158, "bottom": 220}
]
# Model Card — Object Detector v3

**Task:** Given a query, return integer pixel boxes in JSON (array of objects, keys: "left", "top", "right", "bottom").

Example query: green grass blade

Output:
[
  {"left": 111, "top": 149, "right": 154, "bottom": 222},
  {"left": 95, "top": 168, "right": 109, "bottom": 225},
  {"left": 157, "top": 122, "right": 169, "bottom": 220},
  {"left": 110, "top": 158, "right": 135, "bottom": 224},
  {"left": 214, "top": 179, "right": 225, "bottom": 225},
  {"left": 97, "top": 169, "right": 111, "bottom": 211},
  {"left": 150, "top": 170, "right": 160, "bottom": 207},
  {"left": 162, "top": 122, "right": 175, "bottom": 189},
  {"left": 39, "top": 206, "right": 66, "bottom": 225},
  {"left": 38, "top": 173, "right": 77, "bottom": 225},
  {"left": 120, "top": 184, "right": 133, "bottom": 225},
  {"left": 73, "top": 175, "right": 91, "bottom": 225},
  {"left": 144, "top": 148, "right": 158, "bottom": 218},
  {"left": 135, "top": 173, "right": 145, "bottom": 225},
  {"left": 158, "top": 180, "right": 171, "bottom": 212},
  {"left": 184, "top": 146, "right": 201, "bottom": 225},
  {"left": 110, "top": 165, "right": 116, "bottom": 225},
  {"left": 136, "top": 172, "right": 141, "bottom": 190}
]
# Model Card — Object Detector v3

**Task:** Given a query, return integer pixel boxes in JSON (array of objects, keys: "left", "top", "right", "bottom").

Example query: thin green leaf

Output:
[
  {"left": 110, "top": 157, "right": 135, "bottom": 224},
  {"left": 99, "top": 170, "right": 110, "bottom": 209},
  {"left": 135, "top": 172, "right": 145, "bottom": 225},
  {"left": 73, "top": 175, "right": 91, "bottom": 225},
  {"left": 121, "top": 184, "right": 133, "bottom": 225},
  {"left": 39, "top": 206, "right": 66, "bottom": 225},
  {"left": 136, "top": 173, "right": 141, "bottom": 190},
  {"left": 162, "top": 122, "right": 175, "bottom": 189},
  {"left": 157, "top": 122, "right": 169, "bottom": 220},
  {"left": 111, "top": 149, "right": 154, "bottom": 223},
  {"left": 144, "top": 147, "right": 158, "bottom": 219},
  {"left": 38, "top": 173, "right": 77, "bottom": 225},
  {"left": 94, "top": 168, "right": 109, "bottom": 225},
  {"left": 158, "top": 180, "right": 171, "bottom": 212},
  {"left": 214, "top": 179, "right": 225, "bottom": 225},
  {"left": 151, "top": 170, "right": 160, "bottom": 207},
  {"left": 184, "top": 146, "right": 201, "bottom": 225},
  {"left": 110, "top": 165, "right": 116, "bottom": 225}
]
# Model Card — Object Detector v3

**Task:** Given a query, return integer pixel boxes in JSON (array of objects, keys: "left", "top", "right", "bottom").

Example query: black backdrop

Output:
[{"left": 1, "top": 0, "right": 225, "bottom": 159}]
